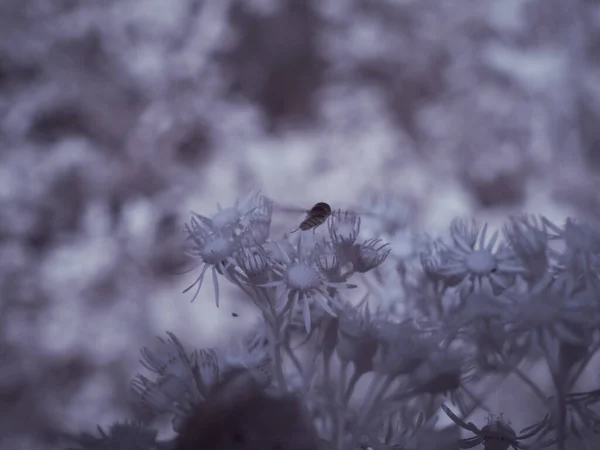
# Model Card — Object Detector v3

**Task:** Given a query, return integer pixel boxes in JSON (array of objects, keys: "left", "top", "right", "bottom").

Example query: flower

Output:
[
  {"left": 502, "top": 275, "right": 597, "bottom": 371},
  {"left": 336, "top": 303, "right": 378, "bottom": 374},
  {"left": 131, "top": 333, "right": 219, "bottom": 421},
  {"left": 544, "top": 218, "right": 600, "bottom": 292},
  {"left": 351, "top": 238, "right": 391, "bottom": 273},
  {"left": 328, "top": 209, "right": 361, "bottom": 255},
  {"left": 183, "top": 212, "right": 241, "bottom": 306},
  {"left": 430, "top": 219, "right": 525, "bottom": 299},
  {"left": 441, "top": 404, "right": 549, "bottom": 450},
  {"left": 235, "top": 243, "right": 273, "bottom": 285},
  {"left": 503, "top": 215, "right": 550, "bottom": 283},
  {"left": 255, "top": 236, "right": 357, "bottom": 333},
  {"left": 220, "top": 323, "right": 273, "bottom": 389},
  {"left": 183, "top": 191, "right": 273, "bottom": 306},
  {"left": 372, "top": 319, "right": 434, "bottom": 377},
  {"left": 138, "top": 332, "right": 203, "bottom": 395}
]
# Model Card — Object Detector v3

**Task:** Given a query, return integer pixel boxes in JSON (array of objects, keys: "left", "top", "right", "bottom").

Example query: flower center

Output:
[
  {"left": 201, "top": 237, "right": 233, "bottom": 263},
  {"left": 466, "top": 250, "right": 496, "bottom": 275},
  {"left": 286, "top": 263, "right": 322, "bottom": 290}
]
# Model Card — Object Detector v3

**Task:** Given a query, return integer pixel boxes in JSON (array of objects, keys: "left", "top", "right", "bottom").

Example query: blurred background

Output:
[{"left": 1, "top": 0, "right": 600, "bottom": 448}]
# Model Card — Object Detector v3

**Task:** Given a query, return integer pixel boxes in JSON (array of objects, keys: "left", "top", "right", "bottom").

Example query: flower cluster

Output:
[{"left": 66, "top": 194, "right": 600, "bottom": 450}]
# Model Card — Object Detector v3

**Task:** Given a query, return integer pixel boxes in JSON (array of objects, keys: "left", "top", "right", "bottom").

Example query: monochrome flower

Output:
[
  {"left": 502, "top": 275, "right": 596, "bottom": 369},
  {"left": 184, "top": 212, "right": 241, "bottom": 306},
  {"left": 431, "top": 219, "right": 525, "bottom": 298},
  {"left": 441, "top": 404, "right": 549, "bottom": 450},
  {"left": 504, "top": 215, "right": 550, "bottom": 283},
  {"left": 328, "top": 209, "right": 361, "bottom": 256},
  {"left": 220, "top": 324, "right": 273, "bottom": 389},
  {"left": 138, "top": 332, "right": 201, "bottom": 394},
  {"left": 544, "top": 218, "right": 600, "bottom": 291},
  {"left": 351, "top": 238, "right": 391, "bottom": 273},
  {"left": 372, "top": 319, "right": 434, "bottom": 377},
  {"left": 210, "top": 190, "right": 270, "bottom": 235},
  {"left": 235, "top": 243, "right": 272, "bottom": 285},
  {"left": 131, "top": 333, "right": 219, "bottom": 418},
  {"left": 336, "top": 303, "right": 378, "bottom": 374},
  {"left": 256, "top": 236, "right": 356, "bottom": 333}
]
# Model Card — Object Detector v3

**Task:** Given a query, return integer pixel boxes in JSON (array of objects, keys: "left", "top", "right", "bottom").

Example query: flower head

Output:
[
  {"left": 329, "top": 209, "right": 361, "bottom": 253},
  {"left": 256, "top": 236, "right": 357, "bottom": 333},
  {"left": 503, "top": 275, "right": 597, "bottom": 370},
  {"left": 441, "top": 404, "right": 549, "bottom": 450},
  {"left": 221, "top": 323, "right": 273, "bottom": 389},
  {"left": 131, "top": 333, "right": 219, "bottom": 419},
  {"left": 184, "top": 213, "right": 241, "bottom": 306},
  {"left": 504, "top": 215, "right": 550, "bottom": 283},
  {"left": 337, "top": 303, "right": 378, "bottom": 373},
  {"left": 428, "top": 219, "right": 525, "bottom": 299},
  {"left": 351, "top": 238, "right": 391, "bottom": 273},
  {"left": 545, "top": 218, "right": 600, "bottom": 292},
  {"left": 236, "top": 244, "right": 272, "bottom": 285}
]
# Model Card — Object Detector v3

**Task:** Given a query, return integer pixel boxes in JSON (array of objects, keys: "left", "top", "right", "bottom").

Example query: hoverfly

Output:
[
  {"left": 292, "top": 202, "right": 332, "bottom": 233},
  {"left": 275, "top": 201, "right": 378, "bottom": 234}
]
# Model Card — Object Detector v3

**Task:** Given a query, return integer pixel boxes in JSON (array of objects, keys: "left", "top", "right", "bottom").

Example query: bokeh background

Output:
[{"left": 1, "top": 0, "right": 600, "bottom": 448}]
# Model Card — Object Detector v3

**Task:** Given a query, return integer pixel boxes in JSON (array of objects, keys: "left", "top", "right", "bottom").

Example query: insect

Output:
[
  {"left": 293, "top": 202, "right": 332, "bottom": 233},
  {"left": 276, "top": 201, "right": 379, "bottom": 234}
]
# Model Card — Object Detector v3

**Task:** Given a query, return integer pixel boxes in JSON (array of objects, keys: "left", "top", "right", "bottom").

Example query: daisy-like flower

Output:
[
  {"left": 184, "top": 212, "right": 241, "bottom": 306},
  {"left": 220, "top": 323, "right": 273, "bottom": 390},
  {"left": 210, "top": 190, "right": 270, "bottom": 235},
  {"left": 337, "top": 303, "right": 378, "bottom": 374},
  {"left": 372, "top": 319, "right": 434, "bottom": 377},
  {"left": 360, "top": 190, "right": 416, "bottom": 235},
  {"left": 131, "top": 333, "right": 219, "bottom": 420},
  {"left": 441, "top": 404, "right": 549, "bottom": 450},
  {"left": 255, "top": 236, "right": 357, "bottom": 333},
  {"left": 328, "top": 209, "right": 361, "bottom": 259},
  {"left": 502, "top": 275, "right": 597, "bottom": 371},
  {"left": 183, "top": 191, "right": 273, "bottom": 306},
  {"left": 432, "top": 219, "right": 525, "bottom": 299},
  {"left": 235, "top": 243, "right": 273, "bottom": 285},
  {"left": 504, "top": 215, "right": 550, "bottom": 283},
  {"left": 544, "top": 218, "right": 600, "bottom": 292},
  {"left": 351, "top": 238, "right": 392, "bottom": 273}
]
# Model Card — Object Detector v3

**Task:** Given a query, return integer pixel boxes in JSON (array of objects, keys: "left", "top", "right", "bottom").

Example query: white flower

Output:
[
  {"left": 184, "top": 213, "right": 241, "bottom": 306},
  {"left": 544, "top": 218, "right": 600, "bottom": 291},
  {"left": 441, "top": 404, "right": 549, "bottom": 450},
  {"left": 139, "top": 332, "right": 199, "bottom": 392},
  {"left": 372, "top": 319, "right": 433, "bottom": 377},
  {"left": 503, "top": 275, "right": 597, "bottom": 370},
  {"left": 504, "top": 215, "right": 550, "bottom": 282},
  {"left": 131, "top": 334, "right": 219, "bottom": 416},
  {"left": 328, "top": 209, "right": 361, "bottom": 252},
  {"left": 210, "top": 190, "right": 271, "bottom": 236},
  {"left": 236, "top": 244, "right": 272, "bottom": 285},
  {"left": 431, "top": 219, "right": 525, "bottom": 298},
  {"left": 256, "top": 236, "right": 356, "bottom": 333},
  {"left": 220, "top": 325, "right": 273, "bottom": 389},
  {"left": 351, "top": 238, "right": 391, "bottom": 273},
  {"left": 337, "top": 303, "right": 378, "bottom": 373}
]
